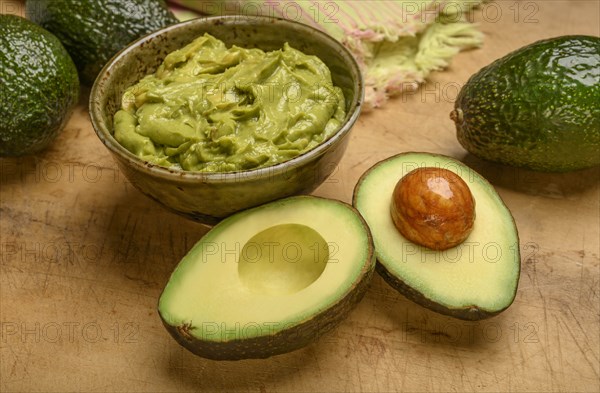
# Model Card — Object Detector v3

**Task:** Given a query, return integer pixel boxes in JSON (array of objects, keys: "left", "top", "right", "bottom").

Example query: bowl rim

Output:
[{"left": 89, "top": 15, "right": 364, "bottom": 183}]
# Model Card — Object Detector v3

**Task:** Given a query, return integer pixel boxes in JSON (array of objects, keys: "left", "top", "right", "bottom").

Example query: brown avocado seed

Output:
[{"left": 390, "top": 167, "right": 475, "bottom": 250}]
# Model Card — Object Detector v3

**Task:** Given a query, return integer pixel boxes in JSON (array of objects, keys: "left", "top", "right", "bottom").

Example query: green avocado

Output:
[
  {"left": 451, "top": 35, "right": 600, "bottom": 172},
  {"left": 27, "top": 0, "right": 178, "bottom": 85},
  {"left": 0, "top": 14, "right": 79, "bottom": 157},
  {"left": 158, "top": 196, "right": 375, "bottom": 360},
  {"left": 353, "top": 152, "right": 520, "bottom": 321}
]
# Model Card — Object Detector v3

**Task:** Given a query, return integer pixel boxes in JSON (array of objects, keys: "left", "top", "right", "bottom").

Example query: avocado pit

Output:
[{"left": 390, "top": 167, "right": 475, "bottom": 250}]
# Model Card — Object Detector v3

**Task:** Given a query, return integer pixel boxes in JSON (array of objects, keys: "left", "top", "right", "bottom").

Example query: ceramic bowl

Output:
[{"left": 90, "top": 16, "right": 363, "bottom": 225}]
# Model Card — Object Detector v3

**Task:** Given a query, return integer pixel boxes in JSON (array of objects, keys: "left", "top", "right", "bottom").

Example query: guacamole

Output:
[{"left": 113, "top": 33, "right": 346, "bottom": 172}]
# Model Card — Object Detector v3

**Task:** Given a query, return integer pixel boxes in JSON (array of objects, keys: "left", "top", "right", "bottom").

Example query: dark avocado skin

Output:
[
  {"left": 26, "top": 0, "right": 178, "bottom": 85},
  {"left": 159, "top": 199, "right": 376, "bottom": 360},
  {"left": 0, "top": 14, "right": 79, "bottom": 156},
  {"left": 374, "top": 262, "right": 516, "bottom": 321},
  {"left": 352, "top": 152, "right": 521, "bottom": 322},
  {"left": 162, "top": 255, "right": 374, "bottom": 360},
  {"left": 453, "top": 35, "right": 600, "bottom": 172}
]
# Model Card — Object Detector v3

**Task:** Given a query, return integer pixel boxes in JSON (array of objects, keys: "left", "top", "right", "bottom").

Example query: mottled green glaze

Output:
[{"left": 90, "top": 16, "right": 363, "bottom": 224}]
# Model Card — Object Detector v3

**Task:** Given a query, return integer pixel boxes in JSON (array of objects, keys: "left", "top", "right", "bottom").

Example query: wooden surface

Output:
[{"left": 1, "top": 1, "right": 599, "bottom": 391}]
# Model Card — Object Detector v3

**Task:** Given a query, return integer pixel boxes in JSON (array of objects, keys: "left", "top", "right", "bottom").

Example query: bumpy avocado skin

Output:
[
  {"left": 0, "top": 14, "right": 79, "bottom": 156},
  {"left": 158, "top": 196, "right": 376, "bottom": 360},
  {"left": 453, "top": 35, "right": 600, "bottom": 172},
  {"left": 27, "top": 0, "right": 178, "bottom": 85},
  {"left": 162, "top": 259, "right": 375, "bottom": 360}
]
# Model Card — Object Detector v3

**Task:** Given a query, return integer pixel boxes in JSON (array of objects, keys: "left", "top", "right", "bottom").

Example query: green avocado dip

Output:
[{"left": 113, "top": 33, "right": 346, "bottom": 172}]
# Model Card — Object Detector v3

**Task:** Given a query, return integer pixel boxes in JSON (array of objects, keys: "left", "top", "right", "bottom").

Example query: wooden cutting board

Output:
[{"left": 1, "top": 1, "right": 598, "bottom": 391}]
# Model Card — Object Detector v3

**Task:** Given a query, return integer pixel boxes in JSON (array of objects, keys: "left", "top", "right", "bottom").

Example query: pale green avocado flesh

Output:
[
  {"left": 158, "top": 196, "right": 374, "bottom": 359},
  {"left": 113, "top": 33, "right": 346, "bottom": 172},
  {"left": 353, "top": 152, "right": 520, "bottom": 320}
]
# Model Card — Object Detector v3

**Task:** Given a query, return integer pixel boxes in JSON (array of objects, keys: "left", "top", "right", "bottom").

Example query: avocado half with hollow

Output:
[
  {"left": 353, "top": 152, "right": 520, "bottom": 320},
  {"left": 158, "top": 196, "right": 375, "bottom": 360}
]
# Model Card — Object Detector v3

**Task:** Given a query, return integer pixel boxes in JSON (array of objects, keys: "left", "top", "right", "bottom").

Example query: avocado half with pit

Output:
[
  {"left": 353, "top": 152, "right": 520, "bottom": 320},
  {"left": 158, "top": 196, "right": 375, "bottom": 360}
]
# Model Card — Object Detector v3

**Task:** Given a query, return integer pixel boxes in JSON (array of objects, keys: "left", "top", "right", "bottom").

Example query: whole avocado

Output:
[
  {"left": 26, "top": 0, "right": 178, "bottom": 85},
  {"left": 0, "top": 14, "right": 79, "bottom": 157},
  {"left": 451, "top": 35, "right": 600, "bottom": 172}
]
